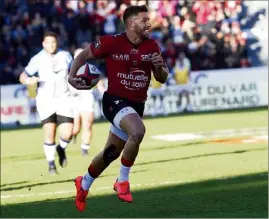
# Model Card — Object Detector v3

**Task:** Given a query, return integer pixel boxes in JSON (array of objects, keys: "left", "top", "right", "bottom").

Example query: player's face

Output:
[
  {"left": 134, "top": 12, "right": 151, "bottom": 39},
  {"left": 42, "top": 36, "right": 57, "bottom": 54}
]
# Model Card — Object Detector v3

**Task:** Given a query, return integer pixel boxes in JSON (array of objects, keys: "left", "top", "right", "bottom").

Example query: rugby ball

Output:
[{"left": 76, "top": 63, "right": 101, "bottom": 88}]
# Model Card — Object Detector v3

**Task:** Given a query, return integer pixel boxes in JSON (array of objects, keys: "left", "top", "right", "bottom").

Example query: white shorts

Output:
[
  {"left": 174, "top": 83, "right": 192, "bottom": 94},
  {"left": 72, "top": 90, "right": 95, "bottom": 115},
  {"left": 36, "top": 95, "right": 73, "bottom": 121},
  {"left": 93, "top": 89, "right": 103, "bottom": 101},
  {"left": 150, "top": 87, "right": 165, "bottom": 97},
  {"left": 110, "top": 125, "right": 128, "bottom": 141}
]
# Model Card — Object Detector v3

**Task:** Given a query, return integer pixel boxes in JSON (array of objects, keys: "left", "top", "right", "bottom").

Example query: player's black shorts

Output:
[
  {"left": 102, "top": 91, "right": 145, "bottom": 127},
  {"left": 41, "top": 113, "right": 74, "bottom": 125}
]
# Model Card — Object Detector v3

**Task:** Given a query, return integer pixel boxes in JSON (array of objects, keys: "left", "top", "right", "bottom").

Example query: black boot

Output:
[{"left": 56, "top": 145, "right": 67, "bottom": 167}]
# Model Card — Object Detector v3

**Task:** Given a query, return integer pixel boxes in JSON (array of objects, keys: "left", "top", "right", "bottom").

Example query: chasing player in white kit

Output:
[
  {"left": 70, "top": 48, "right": 105, "bottom": 156},
  {"left": 19, "top": 31, "right": 74, "bottom": 174}
]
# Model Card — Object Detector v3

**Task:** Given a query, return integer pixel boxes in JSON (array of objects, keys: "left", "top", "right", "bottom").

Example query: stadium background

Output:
[{"left": 0, "top": 0, "right": 268, "bottom": 218}]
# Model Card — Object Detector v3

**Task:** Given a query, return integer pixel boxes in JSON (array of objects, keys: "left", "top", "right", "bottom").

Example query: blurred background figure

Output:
[
  {"left": 19, "top": 31, "right": 74, "bottom": 174},
  {"left": 172, "top": 52, "right": 192, "bottom": 112},
  {"left": 26, "top": 78, "right": 38, "bottom": 124},
  {"left": 71, "top": 48, "right": 105, "bottom": 156},
  {"left": 149, "top": 72, "right": 166, "bottom": 117}
]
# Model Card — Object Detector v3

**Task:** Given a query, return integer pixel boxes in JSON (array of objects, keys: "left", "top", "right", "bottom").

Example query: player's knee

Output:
[
  {"left": 60, "top": 132, "right": 73, "bottom": 141},
  {"left": 129, "top": 126, "right": 146, "bottom": 145},
  {"left": 60, "top": 127, "right": 73, "bottom": 140},
  {"left": 103, "top": 144, "right": 120, "bottom": 166}
]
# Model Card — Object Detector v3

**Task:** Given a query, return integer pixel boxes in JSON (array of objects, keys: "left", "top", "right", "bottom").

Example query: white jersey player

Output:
[
  {"left": 71, "top": 48, "right": 105, "bottom": 156},
  {"left": 19, "top": 31, "right": 74, "bottom": 174}
]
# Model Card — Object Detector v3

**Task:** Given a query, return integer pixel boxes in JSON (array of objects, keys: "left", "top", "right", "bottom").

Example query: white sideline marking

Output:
[
  {"left": 1, "top": 174, "right": 267, "bottom": 200},
  {"left": 151, "top": 127, "right": 268, "bottom": 142},
  {"left": 152, "top": 133, "right": 204, "bottom": 142}
]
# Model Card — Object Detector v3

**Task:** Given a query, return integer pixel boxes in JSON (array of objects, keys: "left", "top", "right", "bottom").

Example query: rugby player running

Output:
[{"left": 68, "top": 5, "right": 169, "bottom": 212}]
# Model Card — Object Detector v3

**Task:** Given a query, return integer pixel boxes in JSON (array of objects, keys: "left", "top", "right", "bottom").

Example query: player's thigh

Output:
[
  {"left": 120, "top": 113, "right": 146, "bottom": 138},
  {"left": 41, "top": 113, "right": 57, "bottom": 143},
  {"left": 57, "top": 115, "right": 74, "bottom": 140},
  {"left": 102, "top": 91, "right": 145, "bottom": 138},
  {"left": 72, "top": 114, "right": 81, "bottom": 135},
  {"left": 81, "top": 111, "right": 94, "bottom": 130}
]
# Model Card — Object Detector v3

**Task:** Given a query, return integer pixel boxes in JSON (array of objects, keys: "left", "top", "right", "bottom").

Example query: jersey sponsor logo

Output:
[
  {"left": 112, "top": 54, "right": 129, "bottom": 61},
  {"left": 130, "top": 48, "right": 139, "bottom": 54},
  {"left": 93, "top": 40, "right": 101, "bottom": 50},
  {"left": 117, "top": 71, "right": 149, "bottom": 90},
  {"left": 141, "top": 54, "right": 152, "bottom": 61}
]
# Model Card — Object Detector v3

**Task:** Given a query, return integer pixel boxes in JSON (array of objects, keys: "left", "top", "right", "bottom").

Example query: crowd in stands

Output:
[{"left": 0, "top": 0, "right": 256, "bottom": 85}]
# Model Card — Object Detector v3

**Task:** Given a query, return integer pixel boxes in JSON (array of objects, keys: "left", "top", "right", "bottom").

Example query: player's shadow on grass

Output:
[
  {"left": 1, "top": 181, "right": 29, "bottom": 188},
  {"left": 0, "top": 170, "right": 147, "bottom": 192},
  {"left": 136, "top": 147, "right": 267, "bottom": 166},
  {"left": 1, "top": 172, "right": 267, "bottom": 218}
]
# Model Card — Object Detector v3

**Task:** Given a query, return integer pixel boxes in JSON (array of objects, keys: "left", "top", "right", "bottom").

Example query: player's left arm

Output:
[{"left": 151, "top": 52, "right": 169, "bottom": 84}]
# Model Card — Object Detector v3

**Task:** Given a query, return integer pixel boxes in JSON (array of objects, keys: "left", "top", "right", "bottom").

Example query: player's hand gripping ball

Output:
[{"left": 76, "top": 64, "right": 101, "bottom": 89}]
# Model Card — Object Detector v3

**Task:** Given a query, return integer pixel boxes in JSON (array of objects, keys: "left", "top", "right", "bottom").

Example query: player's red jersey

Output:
[{"left": 90, "top": 32, "right": 161, "bottom": 103}]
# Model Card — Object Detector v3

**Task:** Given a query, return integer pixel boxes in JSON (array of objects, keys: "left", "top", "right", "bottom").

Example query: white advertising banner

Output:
[
  {"left": 1, "top": 98, "right": 30, "bottom": 124},
  {"left": 1, "top": 84, "right": 39, "bottom": 125},
  {"left": 189, "top": 66, "right": 268, "bottom": 111},
  {"left": 144, "top": 66, "right": 268, "bottom": 115}
]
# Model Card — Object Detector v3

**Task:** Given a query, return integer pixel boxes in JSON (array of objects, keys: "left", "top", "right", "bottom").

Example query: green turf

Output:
[{"left": 1, "top": 109, "right": 268, "bottom": 218}]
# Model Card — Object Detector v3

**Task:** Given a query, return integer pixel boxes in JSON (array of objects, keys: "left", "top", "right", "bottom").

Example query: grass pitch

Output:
[{"left": 1, "top": 109, "right": 268, "bottom": 218}]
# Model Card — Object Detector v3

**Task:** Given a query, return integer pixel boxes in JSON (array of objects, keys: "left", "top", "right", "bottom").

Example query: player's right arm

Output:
[
  {"left": 68, "top": 36, "right": 114, "bottom": 90},
  {"left": 19, "top": 56, "right": 39, "bottom": 86}
]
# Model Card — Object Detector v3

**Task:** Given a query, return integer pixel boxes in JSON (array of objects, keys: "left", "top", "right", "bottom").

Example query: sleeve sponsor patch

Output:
[{"left": 93, "top": 40, "right": 101, "bottom": 50}]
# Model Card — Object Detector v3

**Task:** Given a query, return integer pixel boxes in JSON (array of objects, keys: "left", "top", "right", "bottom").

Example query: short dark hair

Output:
[
  {"left": 43, "top": 31, "right": 57, "bottom": 40},
  {"left": 123, "top": 5, "right": 149, "bottom": 25}
]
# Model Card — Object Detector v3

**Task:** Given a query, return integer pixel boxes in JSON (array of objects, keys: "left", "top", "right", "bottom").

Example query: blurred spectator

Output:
[
  {"left": 172, "top": 52, "right": 192, "bottom": 112},
  {"left": 192, "top": 1, "right": 215, "bottom": 31}
]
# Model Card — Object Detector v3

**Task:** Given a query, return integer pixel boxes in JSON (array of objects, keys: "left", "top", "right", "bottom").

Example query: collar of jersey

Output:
[{"left": 123, "top": 32, "right": 145, "bottom": 48}]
